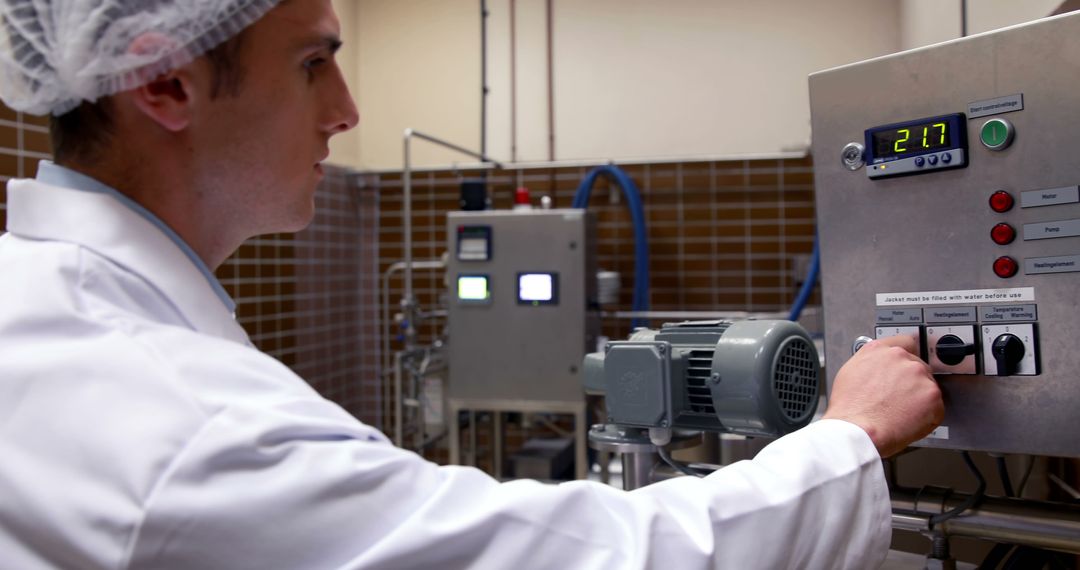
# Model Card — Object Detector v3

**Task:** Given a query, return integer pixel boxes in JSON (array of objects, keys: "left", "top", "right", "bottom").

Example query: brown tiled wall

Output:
[
  {"left": 0, "top": 101, "right": 51, "bottom": 228},
  {"left": 0, "top": 100, "right": 383, "bottom": 429},
  {"left": 376, "top": 158, "right": 818, "bottom": 348}
]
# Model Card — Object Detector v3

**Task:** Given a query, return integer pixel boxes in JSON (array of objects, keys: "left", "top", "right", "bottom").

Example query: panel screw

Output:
[
  {"left": 709, "top": 373, "right": 721, "bottom": 385},
  {"left": 656, "top": 345, "right": 667, "bottom": 355},
  {"left": 604, "top": 343, "right": 612, "bottom": 353},
  {"left": 660, "top": 420, "right": 669, "bottom": 427}
]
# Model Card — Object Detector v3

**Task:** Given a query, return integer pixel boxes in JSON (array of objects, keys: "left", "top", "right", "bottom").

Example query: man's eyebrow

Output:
[{"left": 297, "top": 35, "right": 343, "bottom": 54}]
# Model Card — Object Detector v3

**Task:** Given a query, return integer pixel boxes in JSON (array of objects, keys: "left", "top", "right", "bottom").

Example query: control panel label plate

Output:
[
  {"left": 1025, "top": 255, "right": 1080, "bottom": 275},
  {"left": 981, "top": 304, "right": 1038, "bottom": 322},
  {"left": 1020, "top": 186, "right": 1079, "bottom": 209},
  {"left": 876, "top": 287, "right": 1034, "bottom": 306},
  {"left": 875, "top": 308, "right": 923, "bottom": 323},
  {"left": 967, "top": 93, "right": 1023, "bottom": 119},
  {"left": 1023, "top": 218, "right": 1080, "bottom": 241},
  {"left": 925, "top": 307, "right": 978, "bottom": 323}
]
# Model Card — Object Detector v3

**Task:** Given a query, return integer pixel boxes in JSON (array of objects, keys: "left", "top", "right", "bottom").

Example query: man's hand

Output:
[{"left": 822, "top": 335, "right": 944, "bottom": 458}]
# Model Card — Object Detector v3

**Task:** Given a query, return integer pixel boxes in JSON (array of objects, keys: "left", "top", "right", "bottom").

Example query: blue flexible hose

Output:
[
  {"left": 572, "top": 166, "right": 650, "bottom": 329},
  {"left": 788, "top": 234, "right": 820, "bottom": 322}
]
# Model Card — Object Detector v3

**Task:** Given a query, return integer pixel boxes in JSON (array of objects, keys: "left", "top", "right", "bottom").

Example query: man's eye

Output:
[{"left": 304, "top": 58, "right": 327, "bottom": 72}]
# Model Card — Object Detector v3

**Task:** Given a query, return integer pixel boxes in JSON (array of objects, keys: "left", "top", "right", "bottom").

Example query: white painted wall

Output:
[
  {"left": 328, "top": 0, "right": 362, "bottom": 167},
  {"left": 542, "top": 0, "right": 901, "bottom": 163},
  {"left": 968, "top": 0, "right": 1064, "bottom": 34},
  {"left": 900, "top": 0, "right": 1064, "bottom": 51},
  {"left": 331, "top": 0, "right": 1059, "bottom": 169},
  {"left": 351, "top": 0, "right": 482, "bottom": 170},
  {"left": 329, "top": 0, "right": 910, "bottom": 169},
  {"left": 900, "top": 0, "right": 961, "bottom": 50}
]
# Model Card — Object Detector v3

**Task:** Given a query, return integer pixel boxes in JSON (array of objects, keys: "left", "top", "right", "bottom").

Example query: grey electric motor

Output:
[{"left": 584, "top": 320, "right": 820, "bottom": 438}]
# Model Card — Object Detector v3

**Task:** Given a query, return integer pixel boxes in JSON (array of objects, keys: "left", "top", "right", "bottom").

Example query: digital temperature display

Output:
[
  {"left": 871, "top": 120, "right": 950, "bottom": 159},
  {"left": 864, "top": 113, "right": 967, "bottom": 165}
]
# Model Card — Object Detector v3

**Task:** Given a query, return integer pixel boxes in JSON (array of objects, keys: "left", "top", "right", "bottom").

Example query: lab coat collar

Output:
[
  {"left": 5, "top": 178, "right": 251, "bottom": 345},
  {"left": 34, "top": 161, "right": 236, "bottom": 313}
]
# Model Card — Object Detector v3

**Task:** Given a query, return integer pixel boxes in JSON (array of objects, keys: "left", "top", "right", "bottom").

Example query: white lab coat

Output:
[{"left": 0, "top": 177, "right": 891, "bottom": 569}]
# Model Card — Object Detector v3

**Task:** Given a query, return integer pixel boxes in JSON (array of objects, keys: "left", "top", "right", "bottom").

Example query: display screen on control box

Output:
[
  {"left": 865, "top": 113, "right": 966, "bottom": 164},
  {"left": 872, "top": 120, "right": 949, "bottom": 158},
  {"left": 457, "top": 275, "right": 490, "bottom": 303},
  {"left": 517, "top": 272, "right": 558, "bottom": 305}
]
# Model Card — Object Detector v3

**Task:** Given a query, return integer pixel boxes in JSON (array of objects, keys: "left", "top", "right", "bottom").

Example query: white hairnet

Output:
[{"left": 0, "top": 0, "right": 282, "bottom": 116}]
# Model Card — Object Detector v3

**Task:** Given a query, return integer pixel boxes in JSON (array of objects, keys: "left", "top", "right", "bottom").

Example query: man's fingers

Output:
[{"left": 866, "top": 334, "right": 918, "bottom": 356}]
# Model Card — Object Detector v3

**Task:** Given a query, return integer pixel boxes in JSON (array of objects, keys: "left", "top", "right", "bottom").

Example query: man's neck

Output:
[{"left": 55, "top": 157, "right": 243, "bottom": 270}]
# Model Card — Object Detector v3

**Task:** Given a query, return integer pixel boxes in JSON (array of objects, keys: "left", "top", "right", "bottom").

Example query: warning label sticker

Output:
[{"left": 876, "top": 287, "right": 1034, "bottom": 307}]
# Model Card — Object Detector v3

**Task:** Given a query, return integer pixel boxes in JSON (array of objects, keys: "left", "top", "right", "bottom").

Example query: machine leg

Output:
[
  {"left": 468, "top": 410, "right": 477, "bottom": 467},
  {"left": 576, "top": 407, "right": 587, "bottom": 480},
  {"left": 494, "top": 411, "right": 503, "bottom": 479},
  {"left": 621, "top": 451, "right": 658, "bottom": 491},
  {"left": 449, "top": 402, "right": 461, "bottom": 466}
]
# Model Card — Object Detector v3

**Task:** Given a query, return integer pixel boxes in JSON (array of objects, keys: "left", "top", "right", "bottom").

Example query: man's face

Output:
[{"left": 191, "top": 0, "right": 358, "bottom": 237}]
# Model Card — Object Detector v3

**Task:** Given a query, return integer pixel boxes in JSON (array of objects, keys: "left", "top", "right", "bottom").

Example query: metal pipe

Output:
[
  {"left": 402, "top": 133, "right": 415, "bottom": 350},
  {"left": 961, "top": 0, "right": 968, "bottom": 37},
  {"left": 401, "top": 129, "right": 501, "bottom": 352},
  {"left": 480, "top": 0, "right": 489, "bottom": 157},
  {"left": 891, "top": 488, "right": 1080, "bottom": 554},
  {"left": 381, "top": 259, "right": 444, "bottom": 435},
  {"left": 363, "top": 150, "right": 807, "bottom": 176},
  {"left": 640, "top": 457, "right": 1080, "bottom": 555},
  {"left": 393, "top": 350, "right": 405, "bottom": 446},
  {"left": 510, "top": 0, "right": 518, "bottom": 162},
  {"left": 545, "top": 0, "right": 555, "bottom": 162},
  {"left": 381, "top": 259, "right": 446, "bottom": 381}
]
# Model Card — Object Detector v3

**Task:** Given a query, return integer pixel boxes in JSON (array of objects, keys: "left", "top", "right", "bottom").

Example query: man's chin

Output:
[
  {"left": 274, "top": 199, "right": 317, "bottom": 234},
  {"left": 286, "top": 208, "right": 317, "bottom": 233}
]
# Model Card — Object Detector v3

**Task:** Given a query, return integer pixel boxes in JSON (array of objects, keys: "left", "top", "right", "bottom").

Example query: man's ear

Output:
[
  {"left": 126, "top": 33, "right": 199, "bottom": 132},
  {"left": 130, "top": 70, "right": 195, "bottom": 133}
]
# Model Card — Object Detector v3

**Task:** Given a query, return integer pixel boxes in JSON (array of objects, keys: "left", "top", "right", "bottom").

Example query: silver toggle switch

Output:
[
  {"left": 852, "top": 335, "right": 873, "bottom": 355},
  {"left": 841, "top": 142, "right": 865, "bottom": 171}
]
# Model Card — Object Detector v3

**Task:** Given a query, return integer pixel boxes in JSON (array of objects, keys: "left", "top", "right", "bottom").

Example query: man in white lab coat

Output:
[{"left": 0, "top": 1, "right": 943, "bottom": 568}]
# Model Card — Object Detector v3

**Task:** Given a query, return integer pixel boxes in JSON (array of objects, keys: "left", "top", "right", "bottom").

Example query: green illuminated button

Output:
[{"left": 980, "top": 118, "right": 1014, "bottom": 151}]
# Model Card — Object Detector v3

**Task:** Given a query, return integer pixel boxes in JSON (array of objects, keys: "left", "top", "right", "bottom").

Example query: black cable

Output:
[
  {"left": 657, "top": 446, "right": 706, "bottom": 478},
  {"left": 996, "top": 456, "right": 1016, "bottom": 498},
  {"left": 929, "top": 451, "right": 986, "bottom": 528}
]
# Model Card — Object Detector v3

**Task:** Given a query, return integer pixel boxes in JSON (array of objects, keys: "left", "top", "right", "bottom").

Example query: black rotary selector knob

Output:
[
  {"left": 935, "top": 334, "right": 975, "bottom": 366},
  {"left": 991, "top": 334, "right": 1026, "bottom": 376}
]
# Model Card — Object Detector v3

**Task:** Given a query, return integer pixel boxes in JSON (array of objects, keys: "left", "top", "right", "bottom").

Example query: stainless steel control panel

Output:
[
  {"left": 446, "top": 210, "right": 598, "bottom": 404},
  {"left": 809, "top": 12, "right": 1080, "bottom": 456}
]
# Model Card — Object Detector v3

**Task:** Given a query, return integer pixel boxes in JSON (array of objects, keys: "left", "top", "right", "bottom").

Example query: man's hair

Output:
[{"left": 49, "top": 29, "right": 249, "bottom": 163}]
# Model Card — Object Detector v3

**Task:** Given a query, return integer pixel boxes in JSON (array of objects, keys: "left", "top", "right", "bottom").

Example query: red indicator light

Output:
[
  {"left": 991, "top": 223, "right": 1016, "bottom": 245},
  {"left": 989, "top": 190, "right": 1014, "bottom": 213},
  {"left": 993, "top": 256, "right": 1019, "bottom": 278},
  {"left": 514, "top": 186, "right": 531, "bottom": 205}
]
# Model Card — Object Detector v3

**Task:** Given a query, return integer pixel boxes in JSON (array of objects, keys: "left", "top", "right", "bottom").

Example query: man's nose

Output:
[{"left": 325, "top": 65, "right": 359, "bottom": 135}]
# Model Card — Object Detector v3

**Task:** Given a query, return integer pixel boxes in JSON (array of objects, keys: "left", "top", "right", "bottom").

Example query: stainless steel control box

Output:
[
  {"left": 810, "top": 13, "right": 1080, "bottom": 456},
  {"left": 446, "top": 209, "right": 598, "bottom": 404}
]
